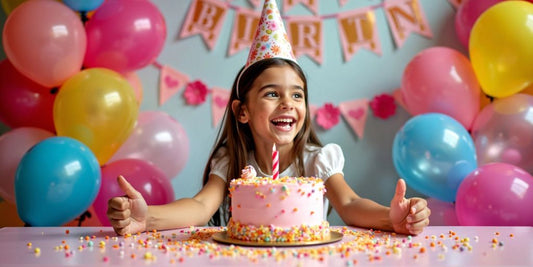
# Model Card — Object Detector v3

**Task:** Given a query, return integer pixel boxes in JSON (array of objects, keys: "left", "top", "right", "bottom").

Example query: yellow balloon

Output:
[
  {"left": 469, "top": 1, "right": 533, "bottom": 98},
  {"left": 54, "top": 68, "right": 139, "bottom": 165}
]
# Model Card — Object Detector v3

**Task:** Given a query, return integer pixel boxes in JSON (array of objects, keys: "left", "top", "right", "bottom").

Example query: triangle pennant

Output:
[
  {"left": 339, "top": 99, "right": 369, "bottom": 139},
  {"left": 159, "top": 65, "right": 190, "bottom": 106},
  {"left": 383, "top": 0, "right": 432, "bottom": 48},
  {"left": 392, "top": 88, "right": 409, "bottom": 112},
  {"left": 211, "top": 87, "right": 230, "bottom": 127}
]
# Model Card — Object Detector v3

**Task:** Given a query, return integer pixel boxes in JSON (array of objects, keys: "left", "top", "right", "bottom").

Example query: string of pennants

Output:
[{"left": 156, "top": 0, "right": 459, "bottom": 139}]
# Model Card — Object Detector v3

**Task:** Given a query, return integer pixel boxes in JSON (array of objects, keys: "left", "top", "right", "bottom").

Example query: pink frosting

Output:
[{"left": 229, "top": 177, "right": 325, "bottom": 228}]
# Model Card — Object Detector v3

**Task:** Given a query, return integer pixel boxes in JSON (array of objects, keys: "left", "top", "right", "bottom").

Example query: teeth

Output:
[{"left": 272, "top": 118, "right": 294, "bottom": 123}]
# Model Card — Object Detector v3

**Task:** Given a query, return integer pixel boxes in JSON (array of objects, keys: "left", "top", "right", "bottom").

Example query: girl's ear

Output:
[{"left": 232, "top": 100, "right": 249, "bottom": 123}]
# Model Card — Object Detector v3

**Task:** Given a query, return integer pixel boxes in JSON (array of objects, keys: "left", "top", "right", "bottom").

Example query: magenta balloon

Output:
[
  {"left": 456, "top": 163, "right": 533, "bottom": 226},
  {"left": 83, "top": 0, "right": 166, "bottom": 73},
  {"left": 109, "top": 111, "right": 189, "bottom": 179},
  {"left": 2, "top": 0, "right": 86, "bottom": 87},
  {"left": 455, "top": 0, "right": 503, "bottom": 49},
  {"left": 0, "top": 127, "right": 55, "bottom": 203},
  {"left": 93, "top": 158, "right": 174, "bottom": 226},
  {"left": 401, "top": 47, "right": 481, "bottom": 130},
  {"left": 427, "top": 198, "right": 459, "bottom": 226},
  {"left": 471, "top": 94, "right": 533, "bottom": 174},
  {"left": 0, "top": 60, "right": 56, "bottom": 133}
]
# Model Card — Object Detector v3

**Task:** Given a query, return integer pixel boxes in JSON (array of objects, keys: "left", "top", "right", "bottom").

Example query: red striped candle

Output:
[{"left": 272, "top": 144, "right": 279, "bottom": 180}]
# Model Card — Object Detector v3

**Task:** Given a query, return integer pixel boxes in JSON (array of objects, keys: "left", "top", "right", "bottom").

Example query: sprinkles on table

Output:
[{"left": 21, "top": 227, "right": 516, "bottom": 265}]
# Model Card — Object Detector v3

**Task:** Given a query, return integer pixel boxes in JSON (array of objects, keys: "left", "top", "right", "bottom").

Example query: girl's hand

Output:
[
  {"left": 107, "top": 175, "right": 148, "bottom": 235},
  {"left": 389, "top": 179, "right": 431, "bottom": 235}
]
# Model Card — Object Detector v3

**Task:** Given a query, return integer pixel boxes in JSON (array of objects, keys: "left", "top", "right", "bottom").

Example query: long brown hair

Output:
[{"left": 201, "top": 58, "right": 322, "bottom": 226}]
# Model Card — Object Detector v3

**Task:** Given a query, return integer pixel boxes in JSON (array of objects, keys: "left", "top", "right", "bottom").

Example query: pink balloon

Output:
[
  {"left": 427, "top": 198, "right": 459, "bottom": 226},
  {"left": 0, "top": 127, "right": 55, "bottom": 203},
  {"left": 109, "top": 111, "right": 189, "bottom": 180},
  {"left": 83, "top": 0, "right": 166, "bottom": 73},
  {"left": 456, "top": 163, "right": 533, "bottom": 226},
  {"left": 93, "top": 158, "right": 174, "bottom": 226},
  {"left": 0, "top": 60, "right": 56, "bottom": 133},
  {"left": 2, "top": 0, "right": 86, "bottom": 87},
  {"left": 455, "top": 0, "right": 503, "bottom": 49},
  {"left": 471, "top": 94, "right": 533, "bottom": 174},
  {"left": 401, "top": 47, "right": 481, "bottom": 130}
]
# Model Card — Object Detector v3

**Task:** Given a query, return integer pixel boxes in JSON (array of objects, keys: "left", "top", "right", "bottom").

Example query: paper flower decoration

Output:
[
  {"left": 316, "top": 103, "right": 340, "bottom": 130},
  {"left": 184, "top": 80, "right": 209, "bottom": 105},
  {"left": 370, "top": 93, "right": 396, "bottom": 119}
]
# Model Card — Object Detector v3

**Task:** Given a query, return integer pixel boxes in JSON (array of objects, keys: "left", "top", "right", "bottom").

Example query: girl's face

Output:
[{"left": 239, "top": 65, "right": 306, "bottom": 147}]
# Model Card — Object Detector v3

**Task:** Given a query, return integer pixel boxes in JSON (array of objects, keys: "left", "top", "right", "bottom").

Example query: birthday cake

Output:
[{"left": 227, "top": 167, "right": 330, "bottom": 242}]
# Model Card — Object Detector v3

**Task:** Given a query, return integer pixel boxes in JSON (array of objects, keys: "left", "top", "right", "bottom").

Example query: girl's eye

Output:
[
  {"left": 293, "top": 92, "right": 304, "bottom": 99},
  {"left": 265, "top": 91, "right": 278, "bottom": 97}
]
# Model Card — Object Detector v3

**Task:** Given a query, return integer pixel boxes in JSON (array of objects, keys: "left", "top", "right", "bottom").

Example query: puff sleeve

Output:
[{"left": 313, "top": 143, "right": 345, "bottom": 182}]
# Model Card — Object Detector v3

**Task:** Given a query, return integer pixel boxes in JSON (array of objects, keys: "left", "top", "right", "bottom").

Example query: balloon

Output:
[
  {"left": 469, "top": 1, "right": 533, "bottom": 98},
  {"left": 53, "top": 68, "right": 139, "bottom": 165},
  {"left": 123, "top": 72, "right": 143, "bottom": 106},
  {"left": 93, "top": 158, "right": 174, "bottom": 226},
  {"left": 392, "top": 113, "right": 477, "bottom": 202},
  {"left": 109, "top": 111, "right": 189, "bottom": 180},
  {"left": 471, "top": 94, "right": 533, "bottom": 174},
  {"left": 0, "top": 127, "right": 55, "bottom": 203},
  {"left": 401, "top": 47, "right": 481, "bottom": 130},
  {"left": 15, "top": 137, "right": 101, "bottom": 226},
  {"left": 454, "top": 0, "right": 503, "bottom": 49},
  {"left": 2, "top": 0, "right": 86, "bottom": 87},
  {"left": 456, "top": 163, "right": 533, "bottom": 226},
  {"left": 0, "top": 59, "right": 56, "bottom": 132},
  {"left": 62, "top": 0, "right": 104, "bottom": 12},
  {"left": 427, "top": 198, "right": 459, "bottom": 226},
  {"left": 83, "top": 0, "right": 166, "bottom": 73}
]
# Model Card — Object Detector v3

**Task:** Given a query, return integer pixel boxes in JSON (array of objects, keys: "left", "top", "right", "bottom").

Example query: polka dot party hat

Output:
[{"left": 236, "top": 0, "right": 297, "bottom": 98}]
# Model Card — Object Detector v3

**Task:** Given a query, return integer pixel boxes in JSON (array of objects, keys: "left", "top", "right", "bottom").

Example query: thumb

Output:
[
  {"left": 117, "top": 175, "right": 142, "bottom": 199},
  {"left": 392, "top": 178, "right": 407, "bottom": 203}
]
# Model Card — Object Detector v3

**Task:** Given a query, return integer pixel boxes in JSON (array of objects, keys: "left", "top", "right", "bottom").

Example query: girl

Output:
[{"left": 107, "top": 58, "right": 431, "bottom": 236}]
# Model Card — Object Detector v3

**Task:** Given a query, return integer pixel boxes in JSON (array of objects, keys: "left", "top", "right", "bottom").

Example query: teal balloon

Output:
[
  {"left": 15, "top": 137, "right": 101, "bottom": 226},
  {"left": 393, "top": 113, "right": 477, "bottom": 202},
  {"left": 62, "top": 0, "right": 104, "bottom": 12}
]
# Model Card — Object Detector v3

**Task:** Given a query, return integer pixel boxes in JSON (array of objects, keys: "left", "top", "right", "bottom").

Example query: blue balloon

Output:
[
  {"left": 392, "top": 113, "right": 477, "bottom": 202},
  {"left": 15, "top": 137, "right": 101, "bottom": 226},
  {"left": 62, "top": 0, "right": 105, "bottom": 12}
]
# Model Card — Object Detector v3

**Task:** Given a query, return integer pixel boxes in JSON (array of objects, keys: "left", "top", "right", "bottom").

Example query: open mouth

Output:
[{"left": 271, "top": 118, "right": 296, "bottom": 130}]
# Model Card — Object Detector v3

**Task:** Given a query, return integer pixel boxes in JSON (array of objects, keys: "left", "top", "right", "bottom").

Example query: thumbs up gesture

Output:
[
  {"left": 107, "top": 175, "right": 148, "bottom": 235},
  {"left": 389, "top": 179, "right": 431, "bottom": 235}
]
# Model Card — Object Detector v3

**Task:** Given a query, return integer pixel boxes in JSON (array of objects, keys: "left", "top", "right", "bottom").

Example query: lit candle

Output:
[{"left": 272, "top": 144, "right": 279, "bottom": 180}]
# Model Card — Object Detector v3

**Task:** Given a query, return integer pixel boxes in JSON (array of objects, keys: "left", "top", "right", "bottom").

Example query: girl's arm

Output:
[
  {"left": 324, "top": 174, "right": 430, "bottom": 235},
  {"left": 108, "top": 174, "right": 226, "bottom": 235},
  {"left": 146, "top": 174, "right": 227, "bottom": 231}
]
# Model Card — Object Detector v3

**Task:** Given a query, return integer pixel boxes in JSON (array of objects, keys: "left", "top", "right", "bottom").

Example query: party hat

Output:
[
  {"left": 244, "top": 0, "right": 297, "bottom": 69},
  {"left": 236, "top": 0, "right": 297, "bottom": 98}
]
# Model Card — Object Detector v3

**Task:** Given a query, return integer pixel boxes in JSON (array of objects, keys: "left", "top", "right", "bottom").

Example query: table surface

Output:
[{"left": 0, "top": 226, "right": 531, "bottom": 266}]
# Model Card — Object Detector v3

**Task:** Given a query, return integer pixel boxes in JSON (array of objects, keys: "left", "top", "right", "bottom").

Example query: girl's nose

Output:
[{"left": 280, "top": 96, "right": 294, "bottom": 110}]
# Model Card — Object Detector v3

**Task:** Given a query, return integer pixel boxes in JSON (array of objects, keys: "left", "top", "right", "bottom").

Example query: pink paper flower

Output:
[
  {"left": 316, "top": 103, "right": 340, "bottom": 130},
  {"left": 370, "top": 93, "right": 396, "bottom": 119},
  {"left": 184, "top": 80, "right": 209, "bottom": 105}
]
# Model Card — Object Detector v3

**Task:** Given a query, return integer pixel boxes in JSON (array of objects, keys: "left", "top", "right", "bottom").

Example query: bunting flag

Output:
[
  {"left": 339, "top": 0, "right": 349, "bottom": 7},
  {"left": 447, "top": 0, "right": 462, "bottom": 9},
  {"left": 227, "top": 8, "right": 260, "bottom": 56},
  {"left": 283, "top": 0, "right": 319, "bottom": 15},
  {"left": 339, "top": 99, "right": 369, "bottom": 139},
  {"left": 179, "top": 0, "right": 229, "bottom": 50},
  {"left": 383, "top": 0, "right": 432, "bottom": 48},
  {"left": 179, "top": 0, "right": 432, "bottom": 64},
  {"left": 159, "top": 65, "right": 190, "bottom": 106},
  {"left": 286, "top": 16, "right": 324, "bottom": 64},
  {"left": 211, "top": 87, "right": 230, "bottom": 127},
  {"left": 392, "top": 88, "right": 409, "bottom": 111},
  {"left": 337, "top": 7, "right": 382, "bottom": 62}
]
